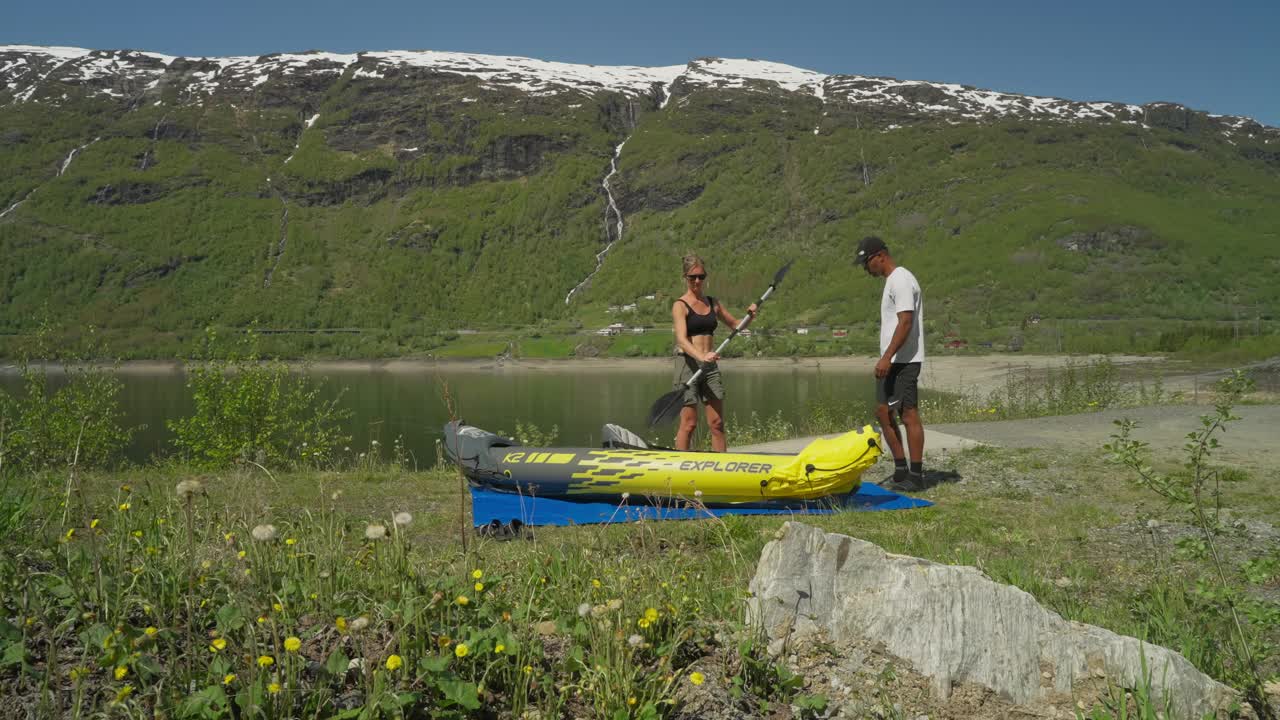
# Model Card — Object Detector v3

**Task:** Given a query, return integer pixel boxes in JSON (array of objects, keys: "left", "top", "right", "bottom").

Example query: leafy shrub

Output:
[{"left": 168, "top": 329, "right": 350, "bottom": 469}]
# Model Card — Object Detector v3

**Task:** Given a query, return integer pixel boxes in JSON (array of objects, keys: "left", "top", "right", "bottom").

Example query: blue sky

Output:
[{"left": 6, "top": 0, "right": 1278, "bottom": 125}]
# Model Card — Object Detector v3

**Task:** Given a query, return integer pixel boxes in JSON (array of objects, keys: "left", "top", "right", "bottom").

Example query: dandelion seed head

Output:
[
  {"left": 607, "top": 598, "right": 623, "bottom": 611},
  {"left": 694, "top": 490, "right": 703, "bottom": 498},
  {"left": 251, "top": 524, "right": 278, "bottom": 542},
  {"left": 628, "top": 634, "right": 644, "bottom": 647},
  {"left": 348, "top": 616, "right": 370, "bottom": 632},
  {"left": 364, "top": 524, "right": 387, "bottom": 540},
  {"left": 577, "top": 603, "right": 592, "bottom": 618},
  {"left": 175, "top": 479, "right": 204, "bottom": 500},
  {"left": 393, "top": 512, "right": 412, "bottom": 527}
]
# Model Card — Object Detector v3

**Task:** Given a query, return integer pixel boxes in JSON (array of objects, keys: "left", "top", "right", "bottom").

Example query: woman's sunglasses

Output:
[{"left": 685, "top": 273, "right": 707, "bottom": 281}]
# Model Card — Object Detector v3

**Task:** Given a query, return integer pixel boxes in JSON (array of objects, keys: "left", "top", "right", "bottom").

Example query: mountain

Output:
[{"left": 1, "top": 45, "right": 1278, "bottom": 357}]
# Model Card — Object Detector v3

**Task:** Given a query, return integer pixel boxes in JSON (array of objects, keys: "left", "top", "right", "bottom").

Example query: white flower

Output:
[
  {"left": 364, "top": 524, "right": 387, "bottom": 541},
  {"left": 694, "top": 490, "right": 703, "bottom": 499},
  {"left": 628, "top": 634, "right": 644, "bottom": 648},
  {"left": 175, "top": 479, "right": 204, "bottom": 500},
  {"left": 251, "top": 524, "right": 278, "bottom": 542},
  {"left": 621, "top": 492, "right": 630, "bottom": 501},
  {"left": 393, "top": 512, "right": 412, "bottom": 527},
  {"left": 577, "top": 603, "right": 592, "bottom": 618},
  {"left": 371, "top": 440, "right": 380, "bottom": 446},
  {"left": 348, "top": 616, "right": 369, "bottom": 632}
]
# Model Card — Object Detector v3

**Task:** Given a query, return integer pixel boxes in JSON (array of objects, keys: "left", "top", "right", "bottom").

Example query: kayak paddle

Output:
[{"left": 646, "top": 260, "right": 793, "bottom": 427}]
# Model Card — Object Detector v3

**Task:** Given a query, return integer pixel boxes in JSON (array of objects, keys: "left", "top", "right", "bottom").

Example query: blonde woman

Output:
[{"left": 671, "top": 253, "right": 758, "bottom": 451}]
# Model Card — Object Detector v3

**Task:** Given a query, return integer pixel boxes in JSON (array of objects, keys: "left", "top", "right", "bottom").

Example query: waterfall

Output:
[{"left": 564, "top": 103, "right": 634, "bottom": 305}]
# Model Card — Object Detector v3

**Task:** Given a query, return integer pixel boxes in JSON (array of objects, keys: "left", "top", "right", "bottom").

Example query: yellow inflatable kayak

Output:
[{"left": 444, "top": 421, "right": 882, "bottom": 507}]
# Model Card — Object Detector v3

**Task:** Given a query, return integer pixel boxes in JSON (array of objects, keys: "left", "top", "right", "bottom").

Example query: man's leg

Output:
[
  {"left": 901, "top": 407, "right": 924, "bottom": 466},
  {"left": 876, "top": 370, "right": 908, "bottom": 485},
  {"left": 896, "top": 363, "right": 925, "bottom": 489}
]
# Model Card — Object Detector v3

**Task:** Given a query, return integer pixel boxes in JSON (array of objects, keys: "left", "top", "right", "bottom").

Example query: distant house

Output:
[
  {"left": 608, "top": 322, "right": 625, "bottom": 330},
  {"left": 596, "top": 327, "right": 620, "bottom": 336},
  {"left": 622, "top": 303, "right": 637, "bottom": 312},
  {"left": 796, "top": 327, "right": 809, "bottom": 335},
  {"left": 832, "top": 329, "right": 848, "bottom": 338}
]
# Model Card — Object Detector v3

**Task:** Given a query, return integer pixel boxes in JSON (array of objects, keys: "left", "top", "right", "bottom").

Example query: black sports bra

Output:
[{"left": 679, "top": 297, "right": 717, "bottom": 337}]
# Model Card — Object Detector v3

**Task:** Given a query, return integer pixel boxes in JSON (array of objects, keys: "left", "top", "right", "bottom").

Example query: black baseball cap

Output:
[{"left": 854, "top": 236, "right": 888, "bottom": 267}]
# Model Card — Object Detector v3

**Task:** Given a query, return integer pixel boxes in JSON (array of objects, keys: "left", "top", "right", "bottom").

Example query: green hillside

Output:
[{"left": 1, "top": 51, "right": 1278, "bottom": 359}]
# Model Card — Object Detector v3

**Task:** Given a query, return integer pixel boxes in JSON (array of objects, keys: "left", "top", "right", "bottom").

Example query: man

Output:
[{"left": 855, "top": 235, "right": 926, "bottom": 492}]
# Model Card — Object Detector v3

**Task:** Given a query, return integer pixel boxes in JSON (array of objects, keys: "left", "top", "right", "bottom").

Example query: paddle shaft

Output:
[{"left": 680, "top": 282, "right": 778, "bottom": 389}]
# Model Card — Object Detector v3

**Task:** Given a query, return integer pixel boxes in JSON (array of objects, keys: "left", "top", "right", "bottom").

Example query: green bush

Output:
[{"left": 168, "top": 329, "right": 350, "bottom": 469}]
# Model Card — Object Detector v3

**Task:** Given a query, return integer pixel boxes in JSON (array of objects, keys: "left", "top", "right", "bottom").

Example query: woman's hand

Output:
[{"left": 703, "top": 351, "right": 721, "bottom": 363}]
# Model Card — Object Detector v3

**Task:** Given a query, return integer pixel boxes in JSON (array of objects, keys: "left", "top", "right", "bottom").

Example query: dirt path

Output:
[{"left": 932, "top": 403, "right": 1280, "bottom": 469}]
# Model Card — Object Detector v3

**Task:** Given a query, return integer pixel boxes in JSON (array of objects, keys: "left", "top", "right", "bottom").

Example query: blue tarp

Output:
[{"left": 471, "top": 482, "right": 932, "bottom": 528}]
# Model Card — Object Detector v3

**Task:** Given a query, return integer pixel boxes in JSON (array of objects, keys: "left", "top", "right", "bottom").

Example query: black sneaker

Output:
[
  {"left": 888, "top": 474, "right": 926, "bottom": 493},
  {"left": 877, "top": 467, "right": 908, "bottom": 488}
]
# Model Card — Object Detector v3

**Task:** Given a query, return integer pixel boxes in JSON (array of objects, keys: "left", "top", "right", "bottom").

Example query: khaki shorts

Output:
[{"left": 674, "top": 354, "right": 725, "bottom": 407}]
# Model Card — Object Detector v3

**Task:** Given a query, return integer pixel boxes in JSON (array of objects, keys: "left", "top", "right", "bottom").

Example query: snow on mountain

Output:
[{"left": 0, "top": 44, "right": 1273, "bottom": 137}]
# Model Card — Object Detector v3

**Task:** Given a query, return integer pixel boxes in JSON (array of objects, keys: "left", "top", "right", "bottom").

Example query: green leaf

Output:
[
  {"left": 438, "top": 678, "right": 481, "bottom": 710},
  {"left": 1, "top": 640, "right": 27, "bottom": 668},
  {"left": 418, "top": 654, "right": 451, "bottom": 673},
  {"left": 325, "top": 649, "right": 351, "bottom": 677},
  {"left": 216, "top": 604, "right": 245, "bottom": 632}
]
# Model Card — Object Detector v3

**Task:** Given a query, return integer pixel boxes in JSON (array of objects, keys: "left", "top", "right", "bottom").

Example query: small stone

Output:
[{"left": 1146, "top": 519, "right": 1160, "bottom": 529}]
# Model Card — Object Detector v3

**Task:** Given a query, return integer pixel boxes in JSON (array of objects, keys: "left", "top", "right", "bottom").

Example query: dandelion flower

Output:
[
  {"left": 394, "top": 512, "right": 412, "bottom": 527},
  {"left": 114, "top": 666, "right": 128, "bottom": 680},
  {"left": 364, "top": 524, "right": 387, "bottom": 541},
  {"left": 144, "top": 626, "right": 157, "bottom": 638},
  {"left": 251, "top": 524, "right": 278, "bottom": 542},
  {"left": 272, "top": 602, "right": 283, "bottom": 612},
  {"left": 268, "top": 682, "right": 281, "bottom": 694},
  {"left": 237, "top": 550, "right": 246, "bottom": 559},
  {"left": 637, "top": 618, "right": 651, "bottom": 629},
  {"left": 91, "top": 518, "right": 100, "bottom": 529},
  {"left": 285, "top": 538, "right": 297, "bottom": 546},
  {"left": 132, "top": 530, "right": 143, "bottom": 538},
  {"left": 454, "top": 643, "right": 469, "bottom": 658},
  {"left": 385, "top": 654, "right": 403, "bottom": 671},
  {"left": 284, "top": 636, "right": 301, "bottom": 653},
  {"left": 115, "top": 685, "right": 133, "bottom": 702},
  {"left": 455, "top": 595, "right": 470, "bottom": 606},
  {"left": 64, "top": 528, "right": 75, "bottom": 540},
  {"left": 628, "top": 634, "right": 644, "bottom": 647},
  {"left": 591, "top": 578, "right": 602, "bottom": 589},
  {"left": 335, "top": 616, "right": 347, "bottom": 633},
  {"left": 474, "top": 582, "right": 484, "bottom": 592},
  {"left": 223, "top": 673, "right": 236, "bottom": 685},
  {"left": 118, "top": 503, "right": 130, "bottom": 512},
  {"left": 209, "top": 638, "right": 227, "bottom": 652},
  {"left": 494, "top": 643, "right": 505, "bottom": 654},
  {"left": 349, "top": 616, "right": 369, "bottom": 632},
  {"left": 689, "top": 671, "right": 705, "bottom": 686},
  {"left": 523, "top": 665, "right": 533, "bottom": 674},
  {"left": 577, "top": 603, "right": 592, "bottom": 618},
  {"left": 644, "top": 607, "right": 659, "bottom": 623},
  {"left": 257, "top": 655, "right": 274, "bottom": 668},
  {"left": 175, "top": 479, "right": 203, "bottom": 500},
  {"left": 471, "top": 569, "right": 483, "bottom": 579}
]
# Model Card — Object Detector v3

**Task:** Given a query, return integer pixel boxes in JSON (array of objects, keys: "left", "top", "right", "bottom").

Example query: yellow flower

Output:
[
  {"left": 385, "top": 654, "right": 403, "bottom": 671},
  {"left": 472, "top": 569, "right": 483, "bottom": 579},
  {"left": 592, "top": 578, "right": 602, "bottom": 588},
  {"left": 689, "top": 671, "right": 705, "bottom": 686},
  {"left": 118, "top": 503, "right": 130, "bottom": 511},
  {"left": 223, "top": 532, "right": 234, "bottom": 542},
  {"left": 257, "top": 616, "right": 266, "bottom": 624},
  {"left": 284, "top": 636, "right": 301, "bottom": 653},
  {"left": 144, "top": 627, "right": 157, "bottom": 637},
  {"left": 257, "top": 655, "right": 274, "bottom": 667},
  {"left": 238, "top": 550, "right": 246, "bottom": 559},
  {"left": 455, "top": 595, "right": 469, "bottom": 606},
  {"left": 268, "top": 682, "right": 281, "bottom": 695},
  {"left": 644, "top": 607, "right": 659, "bottom": 623},
  {"left": 285, "top": 538, "right": 297, "bottom": 546},
  {"left": 628, "top": 697, "right": 637, "bottom": 706},
  {"left": 91, "top": 518, "right": 100, "bottom": 529},
  {"left": 132, "top": 530, "right": 143, "bottom": 538},
  {"left": 114, "top": 666, "right": 128, "bottom": 680},
  {"left": 223, "top": 673, "right": 236, "bottom": 685},
  {"left": 335, "top": 616, "right": 347, "bottom": 633},
  {"left": 474, "top": 582, "right": 484, "bottom": 592},
  {"left": 209, "top": 638, "right": 227, "bottom": 652},
  {"left": 156, "top": 518, "right": 165, "bottom": 525},
  {"left": 637, "top": 618, "right": 651, "bottom": 629},
  {"left": 272, "top": 602, "right": 283, "bottom": 612},
  {"left": 437, "top": 635, "right": 451, "bottom": 648},
  {"left": 523, "top": 665, "right": 533, "bottom": 674},
  {"left": 454, "top": 643, "right": 469, "bottom": 658},
  {"left": 494, "top": 643, "right": 505, "bottom": 654},
  {"left": 64, "top": 528, "right": 75, "bottom": 540},
  {"left": 115, "top": 684, "right": 134, "bottom": 702}
]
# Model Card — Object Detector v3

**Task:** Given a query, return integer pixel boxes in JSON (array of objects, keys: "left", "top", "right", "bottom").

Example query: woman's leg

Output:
[
  {"left": 675, "top": 405, "right": 699, "bottom": 450},
  {"left": 704, "top": 398, "right": 727, "bottom": 452}
]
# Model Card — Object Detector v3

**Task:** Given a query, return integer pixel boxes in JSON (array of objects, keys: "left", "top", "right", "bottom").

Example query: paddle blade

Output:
[
  {"left": 772, "top": 260, "right": 794, "bottom": 287},
  {"left": 646, "top": 389, "right": 686, "bottom": 427}
]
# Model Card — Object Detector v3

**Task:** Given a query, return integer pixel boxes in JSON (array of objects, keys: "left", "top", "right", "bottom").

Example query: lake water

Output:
[{"left": 0, "top": 361, "right": 883, "bottom": 465}]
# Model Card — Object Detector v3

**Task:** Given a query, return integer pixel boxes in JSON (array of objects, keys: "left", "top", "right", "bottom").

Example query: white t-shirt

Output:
[{"left": 880, "top": 267, "right": 924, "bottom": 363}]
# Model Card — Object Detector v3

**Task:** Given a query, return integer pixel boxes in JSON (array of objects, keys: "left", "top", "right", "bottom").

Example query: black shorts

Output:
[{"left": 876, "top": 362, "right": 921, "bottom": 412}]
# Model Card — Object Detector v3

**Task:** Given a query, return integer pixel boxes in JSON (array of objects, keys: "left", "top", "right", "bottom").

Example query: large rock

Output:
[{"left": 747, "top": 522, "right": 1243, "bottom": 719}]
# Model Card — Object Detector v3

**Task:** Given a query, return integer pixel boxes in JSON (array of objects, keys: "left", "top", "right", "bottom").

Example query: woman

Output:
[{"left": 671, "top": 253, "right": 758, "bottom": 451}]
